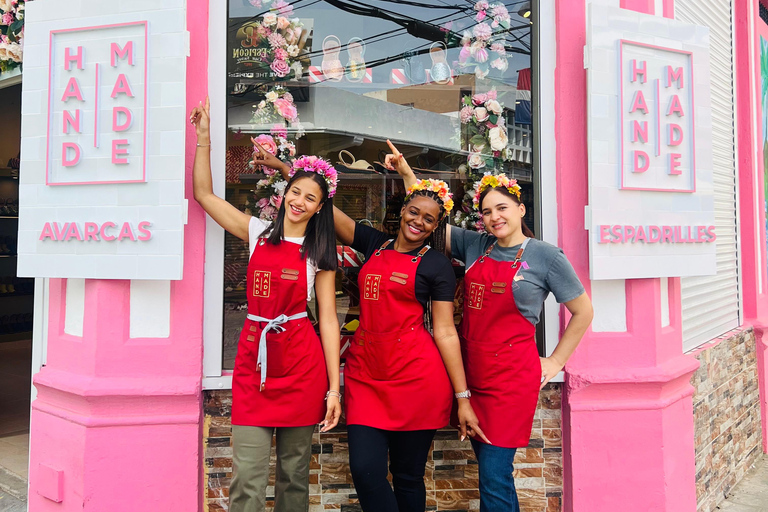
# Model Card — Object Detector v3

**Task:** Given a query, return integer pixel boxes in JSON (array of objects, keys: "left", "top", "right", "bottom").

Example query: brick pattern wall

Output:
[
  {"left": 691, "top": 327, "right": 763, "bottom": 512},
  {"left": 203, "top": 384, "right": 563, "bottom": 511}
]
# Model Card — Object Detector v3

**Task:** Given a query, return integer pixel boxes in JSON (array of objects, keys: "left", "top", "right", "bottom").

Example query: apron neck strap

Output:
[
  {"left": 374, "top": 239, "right": 394, "bottom": 256},
  {"left": 480, "top": 237, "right": 531, "bottom": 264},
  {"left": 411, "top": 244, "right": 430, "bottom": 263}
]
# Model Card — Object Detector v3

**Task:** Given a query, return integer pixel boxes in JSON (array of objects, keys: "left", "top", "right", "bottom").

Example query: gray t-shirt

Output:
[{"left": 450, "top": 226, "right": 585, "bottom": 326}]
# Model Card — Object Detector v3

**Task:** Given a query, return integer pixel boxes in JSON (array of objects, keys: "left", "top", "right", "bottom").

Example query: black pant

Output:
[{"left": 348, "top": 425, "right": 436, "bottom": 512}]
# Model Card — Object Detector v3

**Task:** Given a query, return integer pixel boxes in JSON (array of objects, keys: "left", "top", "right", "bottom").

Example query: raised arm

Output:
[
  {"left": 191, "top": 97, "right": 250, "bottom": 241},
  {"left": 252, "top": 143, "right": 357, "bottom": 245},
  {"left": 383, "top": 140, "right": 452, "bottom": 256}
]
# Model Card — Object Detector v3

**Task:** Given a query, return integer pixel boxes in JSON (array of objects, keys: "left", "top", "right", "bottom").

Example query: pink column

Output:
[
  {"left": 26, "top": 2, "right": 210, "bottom": 511},
  {"left": 737, "top": 0, "right": 768, "bottom": 453},
  {"left": 557, "top": 0, "right": 698, "bottom": 510}
]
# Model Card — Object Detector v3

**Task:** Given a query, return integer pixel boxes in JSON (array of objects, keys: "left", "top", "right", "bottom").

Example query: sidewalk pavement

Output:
[{"left": 716, "top": 455, "right": 768, "bottom": 511}]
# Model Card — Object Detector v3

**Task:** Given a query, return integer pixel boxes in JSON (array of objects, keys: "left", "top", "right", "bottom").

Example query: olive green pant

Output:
[{"left": 230, "top": 425, "right": 315, "bottom": 512}]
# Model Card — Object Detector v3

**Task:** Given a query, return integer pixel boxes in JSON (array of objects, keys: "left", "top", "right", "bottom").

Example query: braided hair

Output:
[{"left": 403, "top": 189, "right": 448, "bottom": 255}]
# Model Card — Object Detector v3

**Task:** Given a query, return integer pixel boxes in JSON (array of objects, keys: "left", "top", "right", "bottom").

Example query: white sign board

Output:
[
  {"left": 587, "top": 5, "right": 716, "bottom": 280},
  {"left": 17, "top": 0, "right": 187, "bottom": 280}
]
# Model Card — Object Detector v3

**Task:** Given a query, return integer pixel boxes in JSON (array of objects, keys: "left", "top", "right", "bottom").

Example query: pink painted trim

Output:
[
  {"left": 619, "top": 40, "right": 696, "bottom": 193},
  {"left": 620, "top": 0, "right": 655, "bottom": 14},
  {"left": 655, "top": 79, "right": 661, "bottom": 156},
  {"left": 94, "top": 63, "right": 99, "bottom": 148},
  {"left": 662, "top": 0, "right": 675, "bottom": 18},
  {"left": 46, "top": 21, "right": 149, "bottom": 186}
]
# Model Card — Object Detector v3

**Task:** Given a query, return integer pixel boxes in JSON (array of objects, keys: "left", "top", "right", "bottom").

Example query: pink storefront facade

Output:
[{"left": 17, "top": 0, "right": 768, "bottom": 512}]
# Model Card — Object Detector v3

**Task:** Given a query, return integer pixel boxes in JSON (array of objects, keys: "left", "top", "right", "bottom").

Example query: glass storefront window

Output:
[{"left": 222, "top": 0, "right": 534, "bottom": 370}]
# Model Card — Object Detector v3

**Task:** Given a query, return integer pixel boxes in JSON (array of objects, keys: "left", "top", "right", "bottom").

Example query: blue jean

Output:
[{"left": 471, "top": 439, "right": 520, "bottom": 512}]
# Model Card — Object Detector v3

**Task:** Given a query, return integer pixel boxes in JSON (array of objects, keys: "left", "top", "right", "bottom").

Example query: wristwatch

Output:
[{"left": 455, "top": 389, "right": 472, "bottom": 399}]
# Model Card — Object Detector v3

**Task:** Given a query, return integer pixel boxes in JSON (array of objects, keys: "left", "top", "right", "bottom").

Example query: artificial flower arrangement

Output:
[
  {"left": 454, "top": 1, "right": 511, "bottom": 79},
  {"left": 250, "top": 85, "right": 301, "bottom": 126},
  {"left": 0, "top": 0, "right": 25, "bottom": 74},
  {"left": 406, "top": 179, "right": 454, "bottom": 216},
  {"left": 238, "top": 0, "right": 305, "bottom": 80}
]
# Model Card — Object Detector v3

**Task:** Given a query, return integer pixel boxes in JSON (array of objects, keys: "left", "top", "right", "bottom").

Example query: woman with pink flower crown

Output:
[
  {"left": 384, "top": 141, "right": 593, "bottom": 512},
  {"left": 190, "top": 98, "right": 341, "bottom": 512},
  {"left": 252, "top": 141, "right": 488, "bottom": 512}
]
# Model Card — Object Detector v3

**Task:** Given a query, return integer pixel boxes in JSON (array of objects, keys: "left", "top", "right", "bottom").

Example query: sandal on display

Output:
[
  {"left": 321, "top": 35, "right": 344, "bottom": 82},
  {"left": 401, "top": 49, "right": 426, "bottom": 84},
  {"left": 337, "top": 150, "right": 377, "bottom": 172},
  {"left": 346, "top": 37, "right": 366, "bottom": 82},
  {"left": 429, "top": 42, "right": 452, "bottom": 84}
]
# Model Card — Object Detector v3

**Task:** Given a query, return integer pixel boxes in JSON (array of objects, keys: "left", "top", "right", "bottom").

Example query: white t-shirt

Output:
[{"left": 248, "top": 217, "right": 318, "bottom": 301}]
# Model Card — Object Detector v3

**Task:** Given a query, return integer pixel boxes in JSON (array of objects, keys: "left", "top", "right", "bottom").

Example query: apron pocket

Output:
[
  {"left": 462, "top": 343, "right": 511, "bottom": 393},
  {"left": 366, "top": 332, "right": 418, "bottom": 381},
  {"left": 265, "top": 328, "right": 295, "bottom": 378}
]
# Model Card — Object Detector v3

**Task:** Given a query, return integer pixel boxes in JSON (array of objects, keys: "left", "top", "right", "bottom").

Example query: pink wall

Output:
[
  {"left": 557, "top": 0, "right": 699, "bottom": 510},
  {"left": 27, "top": 1, "right": 210, "bottom": 510}
]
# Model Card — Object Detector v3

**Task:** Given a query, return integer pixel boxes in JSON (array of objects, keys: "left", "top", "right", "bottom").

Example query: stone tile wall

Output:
[
  {"left": 690, "top": 327, "right": 763, "bottom": 512},
  {"left": 203, "top": 384, "right": 563, "bottom": 512}
]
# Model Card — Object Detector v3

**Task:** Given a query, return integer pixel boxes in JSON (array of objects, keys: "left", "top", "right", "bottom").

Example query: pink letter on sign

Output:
[
  {"left": 39, "top": 223, "right": 55, "bottom": 241},
  {"left": 631, "top": 121, "right": 648, "bottom": 143},
  {"left": 668, "top": 124, "right": 683, "bottom": 146},
  {"left": 62, "top": 110, "right": 81, "bottom": 134},
  {"left": 137, "top": 222, "right": 152, "bottom": 241},
  {"left": 665, "top": 66, "right": 684, "bottom": 88},
  {"left": 629, "top": 91, "right": 649, "bottom": 114},
  {"left": 61, "top": 77, "right": 84, "bottom": 102},
  {"left": 100, "top": 222, "right": 117, "bottom": 242},
  {"left": 631, "top": 59, "right": 647, "bottom": 83},
  {"left": 112, "top": 107, "right": 133, "bottom": 132},
  {"left": 111, "top": 41, "right": 134, "bottom": 67},
  {"left": 633, "top": 151, "right": 649, "bottom": 173},
  {"left": 111, "top": 74, "right": 134, "bottom": 98},
  {"left": 62, "top": 143, "right": 81, "bottom": 167},
  {"left": 669, "top": 154, "right": 682, "bottom": 175},
  {"left": 84, "top": 223, "right": 100, "bottom": 241},
  {"left": 112, "top": 140, "right": 129, "bottom": 164},
  {"left": 64, "top": 46, "right": 84, "bottom": 71},
  {"left": 667, "top": 95, "right": 685, "bottom": 116}
]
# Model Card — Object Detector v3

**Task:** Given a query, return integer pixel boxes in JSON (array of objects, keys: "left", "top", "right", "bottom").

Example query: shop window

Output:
[{"left": 209, "top": 0, "right": 538, "bottom": 378}]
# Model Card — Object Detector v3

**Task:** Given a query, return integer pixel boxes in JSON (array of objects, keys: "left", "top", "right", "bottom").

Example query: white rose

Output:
[
  {"left": 486, "top": 100, "right": 502, "bottom": 116},
  {"left": 263, "top": 13, "right": 277, "bottom": 26},
  {"left": 0, "top": 0, "right": 13, "bottom": 11},
  {"left": 467, "top": 153, "right": 486, "bottom": 169},
  {"left": 287, "top": 44, "right": 300, "bottom": 57},
  {"left": 474, "top": 107, "right": 489, "bottom": 122},
  {"left": 488, "top": 126, "right": 508, "bottom": 151},
  {"left": 265, "top": 91, "right": 278, "bottom": 102},
  {"left": 258, "top": 100, "right": 266, "bottom": 109}
]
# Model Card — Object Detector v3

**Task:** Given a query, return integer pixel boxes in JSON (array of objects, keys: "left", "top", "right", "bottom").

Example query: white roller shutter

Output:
[{"left": 677, "top": 0, "right": 741, "bottom": 351}]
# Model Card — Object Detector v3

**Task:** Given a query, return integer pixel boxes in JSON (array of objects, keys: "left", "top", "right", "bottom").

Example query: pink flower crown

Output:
[
  {"left": 472, "top": 173, "right": 521, "bottom": 210},
  {"left": 290, "top": 156, "right": 339, "bottom": 198},
  {"left": 405, "top": 179, "right": 454, "bottom": 216}
]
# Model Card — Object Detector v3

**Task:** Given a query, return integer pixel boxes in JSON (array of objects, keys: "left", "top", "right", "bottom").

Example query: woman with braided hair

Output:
[
  {"left": 384, "top": 140, "right": 593, "bottom": 512},
  {"left": 252, "top": 143, "right": 487, "bottom": 512}
]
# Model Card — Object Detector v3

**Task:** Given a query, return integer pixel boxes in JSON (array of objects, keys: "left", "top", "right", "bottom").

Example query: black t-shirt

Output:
[{"left": 352, "top": 224, "right": 457, "bottom": 311}]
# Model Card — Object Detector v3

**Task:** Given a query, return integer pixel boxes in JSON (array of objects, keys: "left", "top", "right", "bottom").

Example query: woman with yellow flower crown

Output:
[
  {"left": 252, "top": 143, "right": 488, "bottom": 512},
  {"left": 384, "top": 141, "right": 593, "bottom": 512}
]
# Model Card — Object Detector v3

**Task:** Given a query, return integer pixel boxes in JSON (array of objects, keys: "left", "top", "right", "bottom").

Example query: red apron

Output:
[
  {"left": 345, "top": 240, "right": 453, "bottom": 430},
  {"left": 232, "top": 238, "right": 327, "bottom": 427},
  {"left": 454, "top": 239, "right": 539, "bottom": 448}
]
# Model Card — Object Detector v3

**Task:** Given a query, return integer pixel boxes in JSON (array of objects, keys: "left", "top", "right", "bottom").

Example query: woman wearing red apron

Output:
[
  {"left": 252, "top": 146, "right": 488, "bottom": 512},
  {"left": 191, "top": 99, "right": 342, "bottom": 512},
  {"left": 385, "top": 144, "right": 593, "bottom": 512}
]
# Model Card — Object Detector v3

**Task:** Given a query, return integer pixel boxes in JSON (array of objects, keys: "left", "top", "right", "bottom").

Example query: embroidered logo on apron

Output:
[
  {"left": 252, "top": 270, "right": 271, "bottom": 298},
  {"left": 467, "top": 282, "right": 485, "bottom": 310},
  {"left": 364, "top": 274, "right": 382, "bottom": 300}
]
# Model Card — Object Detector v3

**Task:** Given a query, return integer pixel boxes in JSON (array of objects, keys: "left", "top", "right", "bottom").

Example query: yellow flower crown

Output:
[
  {"left": 472, "top": 173, "right": 521, "bottom": 210},
  {"left": 405, "top": 179, "right": 454, "bottom": 216}
]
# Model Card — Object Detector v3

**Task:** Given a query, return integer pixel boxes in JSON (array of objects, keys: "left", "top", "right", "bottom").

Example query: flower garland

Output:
[
  {"left": 290, "top": 155, "right": 338, "bottom": 198},
  {"left": 250, "top": 85, "right": 302, "bottom": 127},
  {"left": 238, "top": 1, "right": 304, "bottom": 80},
  {"left": 456, "top": 1, "right": 511, "bottom": 79},
  {"left": 472, "top": 172, "right": 521, "bottom": 210},
  {"left": 405, "top": 179, "right": 454, "bottom": 216},
  {"left": 460, "top": 88, "right": 512, "bottom": 172},
  {"left": 0, "top": 0, "right": 25, "bottom": 74}
]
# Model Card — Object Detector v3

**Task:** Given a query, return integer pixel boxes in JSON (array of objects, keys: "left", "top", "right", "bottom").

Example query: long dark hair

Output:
[
  {"left": 403, "top": 189, "right": 448, "bottom": 255},
  {"left": 265, "top": 171, "right": 337, "bottom": 271},
  {"left": 478, "top": 186, "right": 535, "bottom": 238}
]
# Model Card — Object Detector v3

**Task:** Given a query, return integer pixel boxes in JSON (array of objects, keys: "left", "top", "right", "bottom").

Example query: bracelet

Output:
[
  {"left": 325, "top": 390, "right": 342, "bottom": 402},
  {"left": 196, "top": 142, "right": 211, "bottom": 147}
]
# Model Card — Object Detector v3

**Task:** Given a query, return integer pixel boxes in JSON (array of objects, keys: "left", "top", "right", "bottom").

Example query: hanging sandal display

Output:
[{"left": 337, "top": 150, "right": 377, "bottom": 172}]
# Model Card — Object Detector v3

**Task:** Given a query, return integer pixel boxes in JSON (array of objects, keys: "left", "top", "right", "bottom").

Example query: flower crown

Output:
[
  {"left": 290, "top": 156, "right": 339, "bottom": 198},
  {"left": 406, "top": 179, "right": 454, "bottom": 216},
  {"left": 472, "top": 173, "right": 521, "bottom": 210}
]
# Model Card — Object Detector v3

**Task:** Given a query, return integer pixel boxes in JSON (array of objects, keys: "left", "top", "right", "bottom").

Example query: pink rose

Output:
[
  {"left": 274, "top": 97, "right": 298, "bottom": 121},
  {"left": 472, "top": 93, "right": 488, "bottom": 106},
  {"left": 270, "top": 59, "right": 291, "bottom": 78},
  {"left": 460, "top": 106, "right": 474, "bottom": 124},
  {"left": 270, "top": 194, "right": 283, "bottom": 208},
  {"left": 474, "top": 107, "right": 489, "bottom": 122},
  {"left": 283, "top": 92, "right": 294, "bottom": 103},
  {"left": 475, "top": 11, "right": 486, "bottom": 22},
  {"left": 1, "top": 12, "right": 13, "bottom": 25},
  {"left": 276, "top": 16, "right": 291, "bottom": 30},
  {"left": 270, "top": 124, "right": 288, "bottom": 139},
  {"left": 274, "top": 47, "right": 288, "bottom": 60}
]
